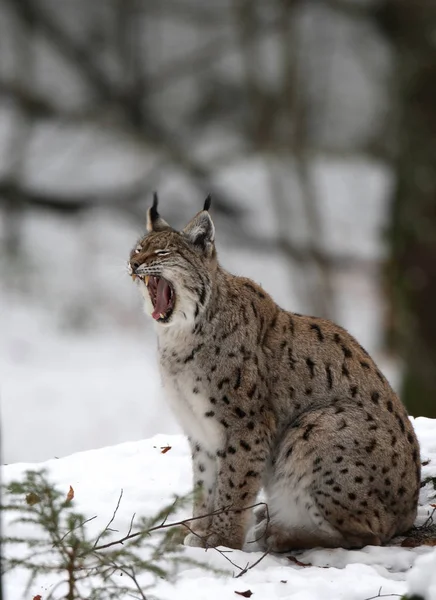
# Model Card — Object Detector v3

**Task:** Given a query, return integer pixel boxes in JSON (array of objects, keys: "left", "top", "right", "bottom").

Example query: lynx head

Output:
[{"left": 128, "top": 194, "right": 216, "bottom": 327}]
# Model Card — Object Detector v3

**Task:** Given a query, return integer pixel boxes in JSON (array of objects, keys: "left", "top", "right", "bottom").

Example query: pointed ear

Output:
[
  {"left": 182, "top": 202, "right": 215, "bottom": 254},
  {"left": 147, "top": 192, "right": 171, "bottom": 232}
]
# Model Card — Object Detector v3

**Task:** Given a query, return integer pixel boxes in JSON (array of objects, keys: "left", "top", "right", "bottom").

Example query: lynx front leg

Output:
[
  {"left": 184, "top": 439, "right": 217, "bottom": 547},
  {"left": 191, "top": 440, "right": 217, "bottom": 519},
  {"left": 206, "top": 434, "right": 268, "bottom": 550}
]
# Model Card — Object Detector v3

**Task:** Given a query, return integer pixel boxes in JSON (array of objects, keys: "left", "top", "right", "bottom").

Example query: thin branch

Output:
[
  {"left": 245, "top": 503, "right": 270, "bottom": 546},
  {"left": 161, "top": 497, "right": 179, "bottom": 528},
  {"left": 93, "top": 502, "right": 268, "bottom": 552},
  {"left": 92, "top": 553, "right": 149, "bottom": 600},
  {"left": 93, "top": 489, "right": 123, "bottom": 549},
  {"left": 116, "top": 564, "right": 148, "bottom": 600},
  {"left": 361, "top": 588, "right": 401, "bottom": 600},
  {"left": 422, "top": 506, "right": 436, "bottom": 529},
  {"left": 235, "top": 550, "right": 269, "bottom": 579},
  {"left": 126, "top": 512, "right": 137, "bottom": 539},
  {"left": 181, "top": 521, "right": 245, "bottom": 573},
  {"left": 59, "top": 515, "right": 98, "bottom": 544}
]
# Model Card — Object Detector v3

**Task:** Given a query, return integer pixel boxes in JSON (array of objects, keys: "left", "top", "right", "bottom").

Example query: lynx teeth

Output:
[{"left": 145, "top": 275, "right": 150, "bottom": 286}]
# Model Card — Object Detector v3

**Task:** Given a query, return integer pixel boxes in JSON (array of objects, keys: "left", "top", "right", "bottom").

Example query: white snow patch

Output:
[
  {"left": 2, "top": 418, "right": 436, "bottom": 600},
  {"left": 406, "top": 549, "right": 436, "bottom": 600}
]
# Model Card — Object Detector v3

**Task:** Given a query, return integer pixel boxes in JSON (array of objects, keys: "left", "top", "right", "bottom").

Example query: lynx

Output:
[{"left": 129, "top": 194, "right": 420, "bottom": 552}]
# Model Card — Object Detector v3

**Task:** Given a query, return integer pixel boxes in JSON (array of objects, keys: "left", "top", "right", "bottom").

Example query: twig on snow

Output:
[
  {"left": 93, "top": 501, "right": 268, "bottom": 552},
  {"left": 93, "top": 489, "right": 123, "bottom": 549},
  {"left": 362, "top": 586, "right": 402, "bottom": 600},
  {"left": 235, "top": 550, "right": 270, "bottom": 579}
]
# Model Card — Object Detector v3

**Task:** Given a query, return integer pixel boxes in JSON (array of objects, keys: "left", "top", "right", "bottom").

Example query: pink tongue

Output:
[{"left": 152, "top": 278, "right": 171, "bottom": 320}]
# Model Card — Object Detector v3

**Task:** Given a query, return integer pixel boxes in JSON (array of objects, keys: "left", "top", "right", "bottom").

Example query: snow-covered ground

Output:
[{"left": 2, "top": 417, "right": 436, "bottom": 600}]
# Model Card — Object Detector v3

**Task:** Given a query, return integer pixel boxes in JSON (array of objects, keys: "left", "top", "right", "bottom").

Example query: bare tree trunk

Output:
[
  {"left": 384, "top": 1, "right": 436, "bottom": 417},
  {"left": 279, "top": 1, "right": 336, "bottom": 320},
  {"left": 234, "top": 0, "right": 336, "bottom": 319},
  {"left": 2, "top": 2, "right": 34, "bottom": 260}
]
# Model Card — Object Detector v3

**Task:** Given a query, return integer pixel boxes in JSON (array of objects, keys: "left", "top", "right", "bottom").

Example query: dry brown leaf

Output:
[
  {"left": 26, "top": 492, "right": 41, "bottom": 506},
  {"left": 288, "top": 556, "right": 312, "bottom": 567},
  {"left": 160, "top": 446, "right": 172, "bottom": 454},
  {"left": 33, "top": 595, "right": 42, "bottom": 600},
  {"left": 401, "top": 537, "right": 436, "bottom": 547},
  {"left": 66, "top": 486, "right": 74, "bottom": 502},
  {"left": 235, "top": 591, "right": 253, "bottom": 598}
]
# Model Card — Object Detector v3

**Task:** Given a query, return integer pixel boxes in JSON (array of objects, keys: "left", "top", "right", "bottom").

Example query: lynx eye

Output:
[{"left": 155, "top": 250, "right": 170, "bottom": 256}]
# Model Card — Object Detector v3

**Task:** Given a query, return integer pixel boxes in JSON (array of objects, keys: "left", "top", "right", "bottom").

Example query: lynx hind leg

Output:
[
  {"left": 257, "top": 476, "right": 351, "bottom": 551},
  {"left": 260, "top": 408, "right": 398, "bottom": 552}
]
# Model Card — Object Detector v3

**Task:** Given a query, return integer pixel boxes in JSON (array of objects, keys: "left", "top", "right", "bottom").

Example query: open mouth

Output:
[{"left": 134, "top": 274, "right": 175, "bottom": 322}]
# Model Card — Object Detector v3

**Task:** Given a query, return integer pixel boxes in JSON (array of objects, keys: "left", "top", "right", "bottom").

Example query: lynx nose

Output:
[{"left": 130, "top": 259, "right": 141, "bottom": 271}]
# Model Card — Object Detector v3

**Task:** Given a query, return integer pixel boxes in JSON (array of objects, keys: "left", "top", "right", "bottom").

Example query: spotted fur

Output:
[{"left": 129, "top": 198, "right": 421, "bottom": 552}]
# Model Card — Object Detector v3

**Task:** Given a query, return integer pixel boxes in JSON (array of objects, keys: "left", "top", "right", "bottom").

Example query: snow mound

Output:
[
  {"left": 407, "top": 549, "right": 436, "bottom": 600},
  {"left": 2, "top": 417, "right": 436, "bottom": 600}
]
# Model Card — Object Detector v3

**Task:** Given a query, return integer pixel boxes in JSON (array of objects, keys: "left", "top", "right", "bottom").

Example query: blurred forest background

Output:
[{"left": 1, "top": 0, "right": 435, "bottom": 464}]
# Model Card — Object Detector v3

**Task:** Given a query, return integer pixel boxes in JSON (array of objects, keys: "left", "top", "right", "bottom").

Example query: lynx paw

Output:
[
  {"left": 250, "top": 518, "right": 292, "bottom": 552},
  {"left": 184, "top": 530, "right": 223, "bottom": 548},
  {"left": 184, "top": 529, "right": 242, "bottom": 549},
  {"left": 184, "top": 531, "right": 207, "bottom": 547},
  {"left": 251, "top": 515, "right": 269, "bottom": 546},
  {"left": 253, "top": 504, "right": 268, "bottom": 525}
]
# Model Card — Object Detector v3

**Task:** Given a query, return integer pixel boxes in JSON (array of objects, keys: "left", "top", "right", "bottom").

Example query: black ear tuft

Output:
[
  {"left": 147, "top": 192, "right": 171, "bottom": 232},
  {"left": 150, "top": 192, "right": 159, "bottom": 221},
  {"left": 203, "top": 195, "right": 212, "bottom": 212}
]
